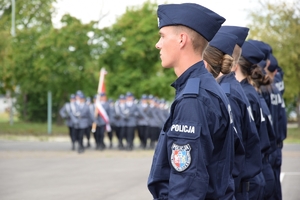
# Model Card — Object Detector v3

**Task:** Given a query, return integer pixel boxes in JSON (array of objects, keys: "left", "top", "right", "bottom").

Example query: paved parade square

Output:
[{"left": 0, "top": 140, "right": 299, "bottom": 200}]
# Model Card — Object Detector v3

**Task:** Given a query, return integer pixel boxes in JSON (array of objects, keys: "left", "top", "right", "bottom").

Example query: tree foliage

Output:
[
  {"left": 98, "top": 1, "right": 176, "bottom": 99},
  {"left": 247, "top": 0, "right": 300, "bottom": 126},
  {"left": 0, "top": 0, "right": 176, "bottom": 123},
  {"left": 247, "top": 0, "right": 300, "bottom": 104}
]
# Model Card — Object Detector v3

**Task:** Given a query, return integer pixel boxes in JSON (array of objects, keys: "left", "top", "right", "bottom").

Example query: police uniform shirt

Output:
[
  {"left": 218, "top": 72, "right": 262, "bottom": 180},
  {"left": 148, "top": 61, "right": 235, "bottom": 199},
  {"left": 257, "top": 95, "right": 272, "bottom": 157},
  {"left": 240, "top": 79, "right": 262, "bottom": 137},
  {"left": 259, "top": 94, "right": 277, "bottom": 155}
]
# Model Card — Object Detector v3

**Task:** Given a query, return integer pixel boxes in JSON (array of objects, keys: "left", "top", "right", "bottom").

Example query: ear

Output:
[
  {"left": 203, "top": 60, "right": 209, "bottom": 69},
  {"left": 231, "top": 63, "right": 237, "bottom": 72},
  {"left": 179, "top": 33, "right": 188, "bottom": 48}
]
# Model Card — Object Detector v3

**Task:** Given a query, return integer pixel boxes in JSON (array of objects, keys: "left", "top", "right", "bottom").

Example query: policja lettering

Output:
[{"left": 170, "top": 124, "right": 195, "bottom": 133}]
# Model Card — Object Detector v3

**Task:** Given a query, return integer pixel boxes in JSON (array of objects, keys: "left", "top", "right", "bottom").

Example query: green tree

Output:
[
  {"left": 247, "top": 0, "right": 300, "bottom": 127},
  {"left": 98, "top": 1, "right": 176, "bottom": 100},
  {"left": 34, "top": 14, "right": 98, "bottom": 122},
  {"left": 0, "top": 0, "right": 56, "bottom": 121}
]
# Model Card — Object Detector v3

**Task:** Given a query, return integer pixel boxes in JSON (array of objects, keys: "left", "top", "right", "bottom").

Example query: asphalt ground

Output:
[{"left": 0, "top": 139, "right": 299, "bottom": 200}]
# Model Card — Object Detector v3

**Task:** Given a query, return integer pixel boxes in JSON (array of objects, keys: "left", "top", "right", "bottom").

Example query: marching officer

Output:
[
  {"left": 74, "top": 93, "right": 90, "bottom": 153},
  {"left": 114, "top": 94, "right": 127, "bottom": 149},
  {"left": 136, "top": 94, "right": 150, "bottom": 149},
  {"left": 124, "top": 92, "right": 138, "bottom": 150},
  {"left": 59, "top": 94, "right": 77, "bottom": 150},
  {"left": 93, "top": 93, "right": 110, "bottom": 150}
]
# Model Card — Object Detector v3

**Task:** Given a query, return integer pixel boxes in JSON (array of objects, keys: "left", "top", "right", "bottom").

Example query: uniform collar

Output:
[
  {"left": 240, "top": 78, "right": 248, "bottom": 85},
  {"left": 171, "top": 61, "right": 207, "bottom": 92},
  {"left": 217, "top": 71, "right": 235, "bottom": 84}
]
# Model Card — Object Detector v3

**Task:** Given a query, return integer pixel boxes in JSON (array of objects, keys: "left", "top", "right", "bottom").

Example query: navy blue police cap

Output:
[
  {"left": 268, "top": 54, "right": 278, "bottom": 72},
  {"left": 119, "top": 94, "right": 125, "bottom": 100},
  {"left": 99, "top": 92, "right": 106, "bottom": 97},
  {"left": 248, "top": 40, "right": 271, "bottom": 60},
  {"left": 258, "top": 60, "right": 267, "bottom": 74},
  {"left": 241, "top": 41, "right": 265, "bottom": 65},
  {"left": 209, "top": 31, "right": 238, "bottom": 56},
  {"left": 76, "top": 90, "right": 83, "bottom": 96},
  {"left": 141, "top": 94, "right": 148, "bottom": 100},
  {"left": 157, "top": 3, "right": 226, "bottom": 41},
  {"left": 70, "top": 94, "right": 75, "bottom": 99},
  {"left": 126, "top": 92, "right": 134, "bottom": 97},
  {"left": 219, "top": 26, "right": 249, "bottom": 47},
  {"left": 79, "top": 93, "right": 85, "bottom": 99},
  {"left": 258, "top": 60, "right": 266, "bottom": 68},
  {"left": 148, "top": 94, "right": 154, "bottom": 100}
]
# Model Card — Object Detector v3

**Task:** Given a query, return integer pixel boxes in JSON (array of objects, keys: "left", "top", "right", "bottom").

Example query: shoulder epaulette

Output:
[
  {"left": 220, "top": 83, "right": 231, "bottom": 94},
  {"left": 182, "top": 78, "right": 201, "bottom": 97}
]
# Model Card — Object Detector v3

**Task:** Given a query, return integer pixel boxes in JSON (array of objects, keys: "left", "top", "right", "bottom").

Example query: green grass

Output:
[
  {"left": 0, "top": 121, "right": 68, "bottom": 135},
  {"left": 0, "top": 120, "right": 300, "bottom": 143},
  {"left": 0, "top": 112, "right": 19, "bottom": 123},
  {"left": 284, "top": 127, "right": 300, "bottom": 144}
]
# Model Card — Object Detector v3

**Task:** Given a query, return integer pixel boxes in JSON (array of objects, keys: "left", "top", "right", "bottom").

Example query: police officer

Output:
[
  {"left": 264, "top": 54, "right": 287, "bottom": 200},
  {"left": 218, "top": 27, "right": 263, "bottom": 200},
  {"left": 148, "top": 3, "right": 235, "bottom": 199},
  {"left": 124, "top": 92, "right": 138, "bottom": 150},
  {"left": 235, "top": 41, "right": 268, "bottom": 199},
  {"left": 84, "top": 96, "right": 92, "bottom": 148},
  {"left": 146, "top": 95, "right": 159, "bottom": 149},
  {"left": 249, "top": 40, "right": 279, "bottom": 199},
  {"left": 107, "top": 98, "right": 115, "bottom": 149},
  {"left": 59, "top": 94, "right": 77, "bottom": 150},
  {"left": 203, "top": 31, "right": 248, "bottom": 200},
  {"left": 136, "top": 94, "right": 150, "bottom": 149},
  {"left": 93, "top": 93, "right": 110, "bottom": 150},
  {"left": 74, "top": 93, "right": 90, "bottom": 153},
  {"left": 114, "top": 94, "right": 127, "bottom": 150}
]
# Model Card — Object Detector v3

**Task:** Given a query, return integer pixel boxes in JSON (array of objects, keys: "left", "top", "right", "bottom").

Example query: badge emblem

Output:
[{"left": 171, "top": 143, "right": 191, "bottom": 172}]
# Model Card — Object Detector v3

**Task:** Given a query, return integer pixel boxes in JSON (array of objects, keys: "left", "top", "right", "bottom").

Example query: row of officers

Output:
[
  {"left": 146, "top": 3, "right": 287, "bottom": 200},
  {"left": 59, "top": 91, "right": 169, "bottom": 153}
]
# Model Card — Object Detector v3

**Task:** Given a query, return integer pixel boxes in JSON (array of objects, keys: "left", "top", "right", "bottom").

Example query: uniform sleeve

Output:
[
  {"left": 59, "top": 104, "right": 67, "bottom": 118},
  {"left": 166, "top": 97, "right": 211, "bottom": 199}
]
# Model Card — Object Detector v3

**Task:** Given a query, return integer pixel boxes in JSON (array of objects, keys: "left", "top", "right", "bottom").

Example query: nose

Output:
[{"left": 155, "top": 39, "right": 161, "bottom": 49}]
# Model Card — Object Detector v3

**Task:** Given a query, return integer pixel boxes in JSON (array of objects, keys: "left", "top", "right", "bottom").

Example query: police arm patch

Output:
[{"left": 171, "top": 143, "right": 191, "bottom": 172}]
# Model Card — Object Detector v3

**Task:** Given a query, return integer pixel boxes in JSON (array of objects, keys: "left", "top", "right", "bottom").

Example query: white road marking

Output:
[
  {"left": 280, "top": 172, "right": 285, "bottom": 182},
  {"left": 280, "top": 172, "right": 300, "bottom": 182}
]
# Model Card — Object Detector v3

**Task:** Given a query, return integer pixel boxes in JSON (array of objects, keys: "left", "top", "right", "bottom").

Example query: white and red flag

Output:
[{"left": 96, "top": 68, "right": 111, "bottom": 132}]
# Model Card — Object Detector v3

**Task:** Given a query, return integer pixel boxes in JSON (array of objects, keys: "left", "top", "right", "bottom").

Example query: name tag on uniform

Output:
[{"left": 170, "top": 124, "right": 195, "bottom": 134}]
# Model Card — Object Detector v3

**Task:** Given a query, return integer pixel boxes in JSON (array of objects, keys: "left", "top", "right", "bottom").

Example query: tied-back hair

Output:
[
  {"left": 239, "top": 56, "right": 272, "bottom": 90},
  {"left": 203, "top": 45, "right": 233, "bottom": 78}
]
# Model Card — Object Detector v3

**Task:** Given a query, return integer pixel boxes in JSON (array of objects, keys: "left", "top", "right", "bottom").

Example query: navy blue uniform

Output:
[
  {"left": 148, "top": 62, "right": 235, "bottom": 199},
  {"left": 259, "top": 94, "right": 276, "bottom": 199},
  {"left": 263, "top": 79, "right": 286, "bottom": 200},
  {"left": 240, "top": 79, "right": 265, "bottom": 199},
  {"left": 218, "top": 72, "right": 261, "bottom": 200}
]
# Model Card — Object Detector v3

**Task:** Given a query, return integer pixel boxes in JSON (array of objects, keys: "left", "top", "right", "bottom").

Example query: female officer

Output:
[
  {"left": 203, "top": 31, "right": 262, "bottom": 200},
  {"left": 251, "top": 62, "right": 277, "bottom": 199},
  {"left": 234, "top": 41, "right": 268, "bottom": 200}
]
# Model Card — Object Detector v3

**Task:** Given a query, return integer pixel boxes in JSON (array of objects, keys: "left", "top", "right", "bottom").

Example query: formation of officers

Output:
[
  {"left": 59, "top": 91, "right": 169, "bottom": 153},
  {"left": 146, "top": 3, "right": 287, "bottom": 200}
]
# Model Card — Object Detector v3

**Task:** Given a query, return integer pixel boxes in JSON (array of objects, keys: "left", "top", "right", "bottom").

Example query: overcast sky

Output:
[{"left": 52, "top": 0, "right": 260, "bottom": 28}]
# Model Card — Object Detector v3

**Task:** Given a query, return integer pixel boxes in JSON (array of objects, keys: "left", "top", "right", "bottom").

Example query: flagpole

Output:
[{"left": 98, "top": 68, "right": 105, "bottom": 94}]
